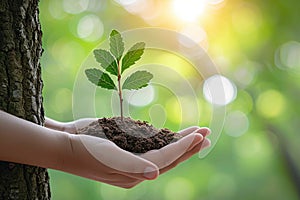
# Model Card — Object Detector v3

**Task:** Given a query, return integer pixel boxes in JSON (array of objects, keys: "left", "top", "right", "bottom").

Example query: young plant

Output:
[{"left": 85, "top": 30, "right": 153, "bottom": 121}]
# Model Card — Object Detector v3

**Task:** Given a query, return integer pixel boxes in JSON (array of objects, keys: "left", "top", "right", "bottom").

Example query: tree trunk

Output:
[{"left": 0, "top": 0, "right": 51, "bottom": 199}]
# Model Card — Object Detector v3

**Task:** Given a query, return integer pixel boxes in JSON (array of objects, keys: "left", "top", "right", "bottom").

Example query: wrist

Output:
[
  {"left": 62, "top": 122, "right": 77, "bottom": 134},
  {"left": 45, "top": 117, "right": 76, "bottom": 134}
]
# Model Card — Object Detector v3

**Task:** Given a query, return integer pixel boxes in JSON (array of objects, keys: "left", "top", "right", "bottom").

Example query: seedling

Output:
[
  {"left": 82, "top": 30, "right": 178, "bottom": 153},
  {"left": 85, "top": 30, "right": 153, "bottom": 121}
]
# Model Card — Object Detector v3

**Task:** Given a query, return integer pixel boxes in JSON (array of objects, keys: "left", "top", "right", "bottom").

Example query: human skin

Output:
[{"left": 0, "top": 110, "right": 210, "bottom": 188}]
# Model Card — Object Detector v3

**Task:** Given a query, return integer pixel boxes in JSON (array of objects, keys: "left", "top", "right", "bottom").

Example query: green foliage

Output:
[
  {"left": 122, "top": 70, "right": 153, "bottom": 90},
  {"left": 85, "top": 68, "right": 116, "bottom": 90},
  {"left": 121, "top": 42, "right": 145, "bottom": 73},
  {"left": 93, "top": 49, "right": 118, "bottom": 76},
  {"left": 109, "top": 30, "right": 124, "bottom": 62},
  {"left": 85, "top": 30, "right": 153, "bottom": 118},
  {"left": 86, "top": 30, "right": 152, "bottom": 91}
]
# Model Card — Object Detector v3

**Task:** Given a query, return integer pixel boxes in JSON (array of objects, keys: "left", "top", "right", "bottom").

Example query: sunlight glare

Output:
[
  {"left": 114, "top": 0, "right": 138, "bottom": 6},
  {"left": 208, "top": 0, "right": 224, "bottom": 5},
  {"left": 172, "top": 0, "right": 207, "bottom": 22},
  {"left": 178, "top": 25, "right": 207, "bottom": 48}
]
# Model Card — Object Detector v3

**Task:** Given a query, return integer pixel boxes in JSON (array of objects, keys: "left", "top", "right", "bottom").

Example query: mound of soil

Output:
[{"left": 78, "top": 117, "right": 180, "bottom": 153}]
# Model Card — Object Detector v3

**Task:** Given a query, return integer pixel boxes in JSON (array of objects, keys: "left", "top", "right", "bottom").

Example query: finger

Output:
[
  {"left": 78, "top": 135, "right": 159, "bottom": 180},
  {"left": 115, "top": 180, "right": 142, "bottom": 189},
  {"left": 179, "top": 127, "right": 211, "bottom": 137},
  {"left": 113, "top": 165, "right": 159, "bottom": 181},
  {"left": 194, "top": 127, "right": 211, "bottom": 137},
  {"left": 186, "top": 138, "right": 211, "bottom": 160},
  {"left": 160, "top": 138, "right": 211, "bottom": 174},
  {"left": 159, "top": 144, "right": 200, "bottom": 174},
  {"left": 95, "top": 176, "right": 141, "bottom": 189},
  {"left": 200, "top": 138, "right": 211, "bottom": 150},
  {"left": 96, "top": 173, "right": 143, "bottom": 189},
  {"left": 118, "top": 180, "right": 142, "bottom": 189},
  {"left": 141, "top": 133, "right": 203, "bottom": 169},
  {"left": 178, "top": 126, "right": 200, "bottom": 136}
]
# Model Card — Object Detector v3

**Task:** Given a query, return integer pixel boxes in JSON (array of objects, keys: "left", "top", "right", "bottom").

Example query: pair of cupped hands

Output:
[{"left": 60, "top": 118, "right": 211, "bottom": 188}]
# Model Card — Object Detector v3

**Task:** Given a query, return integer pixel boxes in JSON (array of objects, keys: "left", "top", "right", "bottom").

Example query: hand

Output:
[
  {"left": 52, "top": 118, "right": 161, "bottom": 188},
  {"left": 141, "top": 127, "right": 211, "bottom": 174},
  {"left": 1, "top": 113, "right": 160, "bottom": 189},
  {"left": 116, "top": 126, "right": 210, "bottom": 187},
  {"left": 61, "top": 119, "right": 211, "bottom": 188},
  {"left": 72, "top": 124, "right": 210, "bottom": 188},
  {"left": 62, "top": 118, "right": 97, "bottom": 134},
  {"left": 63, "top": 120, "right": 211, "bottom": 188},
  {"left": 45, "top": 117, "right": 97, "bottom": 134},
  {"left": 2, "top": 112, "right": 210, "bottom": 189},
  {"left": 65, "top": 134, "right": 160, "bottom": 189}
]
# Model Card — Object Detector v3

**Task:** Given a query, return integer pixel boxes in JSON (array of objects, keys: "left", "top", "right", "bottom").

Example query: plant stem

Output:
[{"left": 117, "top": 61, "right": 123, "bottom": 121}]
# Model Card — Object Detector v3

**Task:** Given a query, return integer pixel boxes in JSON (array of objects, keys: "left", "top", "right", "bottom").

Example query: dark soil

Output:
[{"left": 78, "top": 117, "right": 180, "bottom": 153}]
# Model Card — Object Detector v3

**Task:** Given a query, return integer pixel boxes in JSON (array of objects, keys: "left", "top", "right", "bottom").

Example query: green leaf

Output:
[
  {"left": 93, "top": 49, "right": 118, "bottom": 76},
  {"left": 122, "top": 70, "right": 153, "bottom": 90},
  {"left": 109, "top": 30, "right": 124, "bottom": 62},
  {"left": 121, "top": 42, "right": 145, "bottom": 73},
  {"left": 85, "top": 68, "right": 116, "bottom": 90}
]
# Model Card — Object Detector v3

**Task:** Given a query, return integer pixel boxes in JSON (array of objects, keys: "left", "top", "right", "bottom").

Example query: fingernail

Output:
[
  {"left": 143, "top": 167, "right": 158, "bottom": 180},
  {"left": 201, "top": 128, "right": 211, "bottom": 136},
  {"left": 201, "top": 139, "right": 211, "bottom": 150},
  {"left": 187, "top": 134, "right": 203, "bottom": 151}
]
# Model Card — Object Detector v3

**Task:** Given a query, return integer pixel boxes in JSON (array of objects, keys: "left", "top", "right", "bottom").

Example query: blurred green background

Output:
[{"left": 39, "top": 0, "right": 300, "bottom": 199}]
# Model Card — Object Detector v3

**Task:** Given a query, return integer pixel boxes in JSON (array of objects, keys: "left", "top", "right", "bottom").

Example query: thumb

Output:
[{"left": 141, "top": 133, "right": 203, "bottom": 169}]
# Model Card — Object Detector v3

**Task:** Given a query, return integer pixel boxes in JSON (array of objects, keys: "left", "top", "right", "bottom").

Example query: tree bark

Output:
[{"left": 0, "top": 0, "right": 51, "bottom": 199}]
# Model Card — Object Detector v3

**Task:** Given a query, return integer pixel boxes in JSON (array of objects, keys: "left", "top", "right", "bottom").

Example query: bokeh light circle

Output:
[
  {"left": 164, "top": 177, "right": 195, "bottom": 200},
  {"left": 63, "top": 0, "right": 88, "bottom": 14},
  {"left": 203, "top": 74, "right": 237, "bottom": 106},
  {"left": 77, "top": 14, "right": 104, "bottom": 42},
  {"left": 123, "top": 85, "right": 155, "bottom": 107},
  {"left": 275, "top": 41, "right": 300, "bottom": 74},
  {"left": 256, "top": 89, "right": 286, "bottom": 118},
  {"left": 224, "top": 111, "right": 249, "bottom": 137}
]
